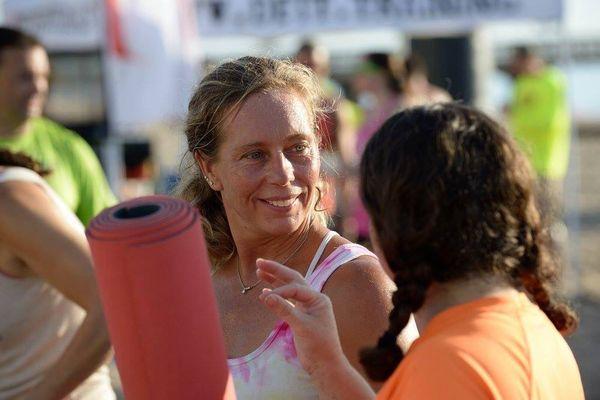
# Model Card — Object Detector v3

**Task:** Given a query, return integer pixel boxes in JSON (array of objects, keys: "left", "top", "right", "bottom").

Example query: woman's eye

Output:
[
  {"left": 293, "top": 143, "right": 309, "bottom": 153},
  {"left": 244, "top": 150, "right": 264, "bottom": 160}
]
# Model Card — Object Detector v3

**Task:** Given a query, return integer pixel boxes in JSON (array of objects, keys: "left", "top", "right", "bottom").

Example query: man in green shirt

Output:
[
  {"left": 509, "top": 47, "right": 570, "bottom": 181},
  {"left": 508, "top": 47, "right": 570, "bottom": 223},
  {"left": 507, "top": 47, "right": 571, "bottom": 282},
  {"left": 0, "top": 27, "right": 116, "bottom": 225}
]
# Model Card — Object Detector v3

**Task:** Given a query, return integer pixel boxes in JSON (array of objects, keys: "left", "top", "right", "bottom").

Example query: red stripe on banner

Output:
[
  {"left": 178, "top": 0, "right": 198, "bottom": 38},
  {"left": 105, "top": 0, "right": 128, "bottom": 58}
]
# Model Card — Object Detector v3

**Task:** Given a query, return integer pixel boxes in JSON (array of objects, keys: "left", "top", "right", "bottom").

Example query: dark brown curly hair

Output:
[
  {"left": 358, "top": 103, "right": 577, "bottom": 381},
  {"left": 0, "top": 150, "right": 50, "bottom": 175}
]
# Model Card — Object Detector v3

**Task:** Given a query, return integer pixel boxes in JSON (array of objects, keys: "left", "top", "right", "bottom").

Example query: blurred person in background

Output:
[
  {"left": 0, "top": 26, "right": 116, "bottom": 226},
  {"left": 257, "top": 103, "right": 583, "bottom": 400},
  {"left": 507, "top": 46, "right": 570, "bottom": 243},
  {"left": 294, "top": 40, "right": 362, "bottom": 228},
  {"left": 294, "top": 40, "right": 343, "bottom": 104},
  {"left": 398, "top": 53, "right": 451, "bottom": 109},
  {"left": 346, "top": 52, "right": 403, "bottom": 242},
  {"left": 177, "top": 56, "right": 417, "bottom": 399},
  {"left": 0, "top": 150, "right": 114, "bottom": 400},
  {"left": 352, "top": 53, "right": 402, "bottom": 159}
]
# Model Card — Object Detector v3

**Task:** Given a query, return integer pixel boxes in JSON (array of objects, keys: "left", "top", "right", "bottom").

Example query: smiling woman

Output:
[{"left": 176, "top": 56, "right": 417, "bottom": 399}]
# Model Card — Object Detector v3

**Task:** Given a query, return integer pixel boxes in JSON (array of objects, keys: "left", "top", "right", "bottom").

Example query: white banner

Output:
[
  {"left": 3, "top": 0, "right": 104, "bottom": 51},
  {"left": 3, "top": 0, "right": 564, "bottom": 48},
  {"left": 196, "top": 0, "right": 563, "bottom": 37},
  {"left": 104, "top": 0, "right": 201, "bottom": 134}
]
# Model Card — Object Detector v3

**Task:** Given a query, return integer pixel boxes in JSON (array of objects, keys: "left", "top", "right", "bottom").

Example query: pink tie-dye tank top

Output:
[{"left": 228, "top": 231, "right": 377, "bottom": 399}]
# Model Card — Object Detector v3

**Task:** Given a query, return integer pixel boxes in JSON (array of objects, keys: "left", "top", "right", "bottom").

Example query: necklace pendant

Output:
[{"left": 241, "top": 287, "right": 249, "bottom": 294}]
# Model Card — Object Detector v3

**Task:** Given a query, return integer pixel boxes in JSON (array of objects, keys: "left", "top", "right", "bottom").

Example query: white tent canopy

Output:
[
  {"left": 197, "top": 0, "right": 563, "bottom": 37},
  {"left": 2, "top": 0, "right": 563, "bottom": 51}
]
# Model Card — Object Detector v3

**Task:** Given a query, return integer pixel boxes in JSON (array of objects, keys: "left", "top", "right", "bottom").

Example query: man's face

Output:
[
  {"left": 508, "top": 55, "right": 528, "bottom": 78},
  {"left": 295, "top": 48, "right": 329, "bottom": 78},
  {"left": 0, "top": 46, "right": 50, "bottom": 123}
]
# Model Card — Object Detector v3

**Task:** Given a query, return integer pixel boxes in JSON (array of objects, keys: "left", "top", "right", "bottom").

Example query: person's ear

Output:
[{"left": 193, "top": 150, "right": 223, "bottom": 191}]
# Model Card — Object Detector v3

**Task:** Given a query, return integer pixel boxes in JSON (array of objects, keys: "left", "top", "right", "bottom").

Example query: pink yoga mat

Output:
[{"left": 87, "top": 195, "right": 235, "bottom": 400}]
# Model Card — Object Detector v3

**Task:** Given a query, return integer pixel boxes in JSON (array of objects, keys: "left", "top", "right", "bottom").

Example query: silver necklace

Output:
[{"left": 236, "top": 230, "right": 311, "bottom": 294}]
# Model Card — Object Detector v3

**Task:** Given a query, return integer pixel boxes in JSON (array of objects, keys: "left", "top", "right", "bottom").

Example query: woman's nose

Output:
[{"left": 267, "top": 152, "right": 295, "bottom": 185}]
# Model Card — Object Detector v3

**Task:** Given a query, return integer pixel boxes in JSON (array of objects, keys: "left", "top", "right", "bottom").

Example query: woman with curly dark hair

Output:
[{"left": 256, "top": 103, "right": 583, "bottom": 399}]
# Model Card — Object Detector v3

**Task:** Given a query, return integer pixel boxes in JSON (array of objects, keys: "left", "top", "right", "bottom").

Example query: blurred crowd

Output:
[
  {"left": 292, "top": 41, "right": 452, "bottom": 244},
  {"left": 289, "top": 40, "right": 569, "bottom": 250}
]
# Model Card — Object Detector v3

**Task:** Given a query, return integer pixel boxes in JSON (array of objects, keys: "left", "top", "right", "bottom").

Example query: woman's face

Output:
[{"left": 200, "top": 89, "right": 320, "bottom": 240}]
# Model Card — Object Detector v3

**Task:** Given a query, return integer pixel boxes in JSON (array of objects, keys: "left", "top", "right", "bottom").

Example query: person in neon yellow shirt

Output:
[
  {"left": 508, "top": 47, "right": 570, "bottom": 230},
  {"left": 0, "top": 27, "right": 116, "bottom": 225},
  {"left": 509, "top": 47, "right": 570, "bottom": 181}
]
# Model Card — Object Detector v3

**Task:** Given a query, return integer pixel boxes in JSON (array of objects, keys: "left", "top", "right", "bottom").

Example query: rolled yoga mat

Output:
[{"left": 86, "top": 195, "right": 236, "bottom": 400}]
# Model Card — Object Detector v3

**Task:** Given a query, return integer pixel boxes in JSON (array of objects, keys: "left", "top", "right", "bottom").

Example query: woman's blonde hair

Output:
[{"left": 176, "top": 56, "right": 328, "bottom": 266}]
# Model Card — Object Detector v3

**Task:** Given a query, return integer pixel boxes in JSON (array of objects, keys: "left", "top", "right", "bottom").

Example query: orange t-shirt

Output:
[{"left": 377, "top": 292, "right": 583, "bottom": 400}]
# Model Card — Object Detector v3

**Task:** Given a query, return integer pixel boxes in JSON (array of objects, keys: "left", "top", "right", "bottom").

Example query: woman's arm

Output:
[
  {"left": 257, "top": 259, "right": 375, "bottom": 400},
  {"left": 0, "top": 181, "right": 112, "bottom": 400}
]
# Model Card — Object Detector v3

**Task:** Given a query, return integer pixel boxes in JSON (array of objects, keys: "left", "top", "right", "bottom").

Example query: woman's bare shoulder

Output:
[
  {"left": 323, "top": 254, "right": 392, "bottom": 299},
  {"left": 0, "top": 180, "right": 49, "bottom": 216},
  {"left": 319, "top": 233, "right": 392, "bottom": 304}
]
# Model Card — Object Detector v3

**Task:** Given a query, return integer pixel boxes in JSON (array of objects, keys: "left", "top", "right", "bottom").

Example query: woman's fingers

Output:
[
  {"left": 260, "top": 283, "right": 322, "bottom": 305},
  {"left": 260, "top": 284, "right": 326, "bottom": 327},
  {"left": 256, "top": 258, "right": 307, "bottom": 286},
  {"left": 261, "top": 292, "right": 300, "bottom": 325},
  {"left": 256, "top": 269, "right": 278, "bottom": 285},
  {"left": 259, "top": 283, "right": 344, "bottom": 380}
]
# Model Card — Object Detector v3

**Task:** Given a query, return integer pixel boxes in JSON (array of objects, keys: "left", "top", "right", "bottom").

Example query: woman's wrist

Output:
[
  {"left": 309, "top": 354, "right": 375, "bottom": 400},
  {"left": 306, "top": 350, "right": 347, "bottom": 377}
]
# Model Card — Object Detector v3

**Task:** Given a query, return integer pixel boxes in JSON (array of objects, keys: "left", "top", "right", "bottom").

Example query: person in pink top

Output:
[
  {"left": 257, "top": 103, "right": 583, "bottom": 399},
  {"left": 346, "top": 53, "right": 403, "bottom": 242},
  {"left": 176, "top": 56, "right": 418, "bottom": 399}
]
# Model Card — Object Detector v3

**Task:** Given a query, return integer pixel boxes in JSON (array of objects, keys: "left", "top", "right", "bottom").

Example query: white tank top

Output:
[
  {"left": 228, "top": 231, "right": 377, "bottom": 399},
  {"left": 0, "top": 167, "right": 114, "bottom": 399}
]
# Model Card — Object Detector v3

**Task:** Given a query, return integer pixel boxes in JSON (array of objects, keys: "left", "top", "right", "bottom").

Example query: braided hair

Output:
[{"left": 358, "top": 103, "right": 577, "bottom": 381}]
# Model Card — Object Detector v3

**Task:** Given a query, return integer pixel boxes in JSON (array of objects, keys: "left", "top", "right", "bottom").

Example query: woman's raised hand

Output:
[{"left": 256, "top": 258, "right": 345, "bottom": 375}]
